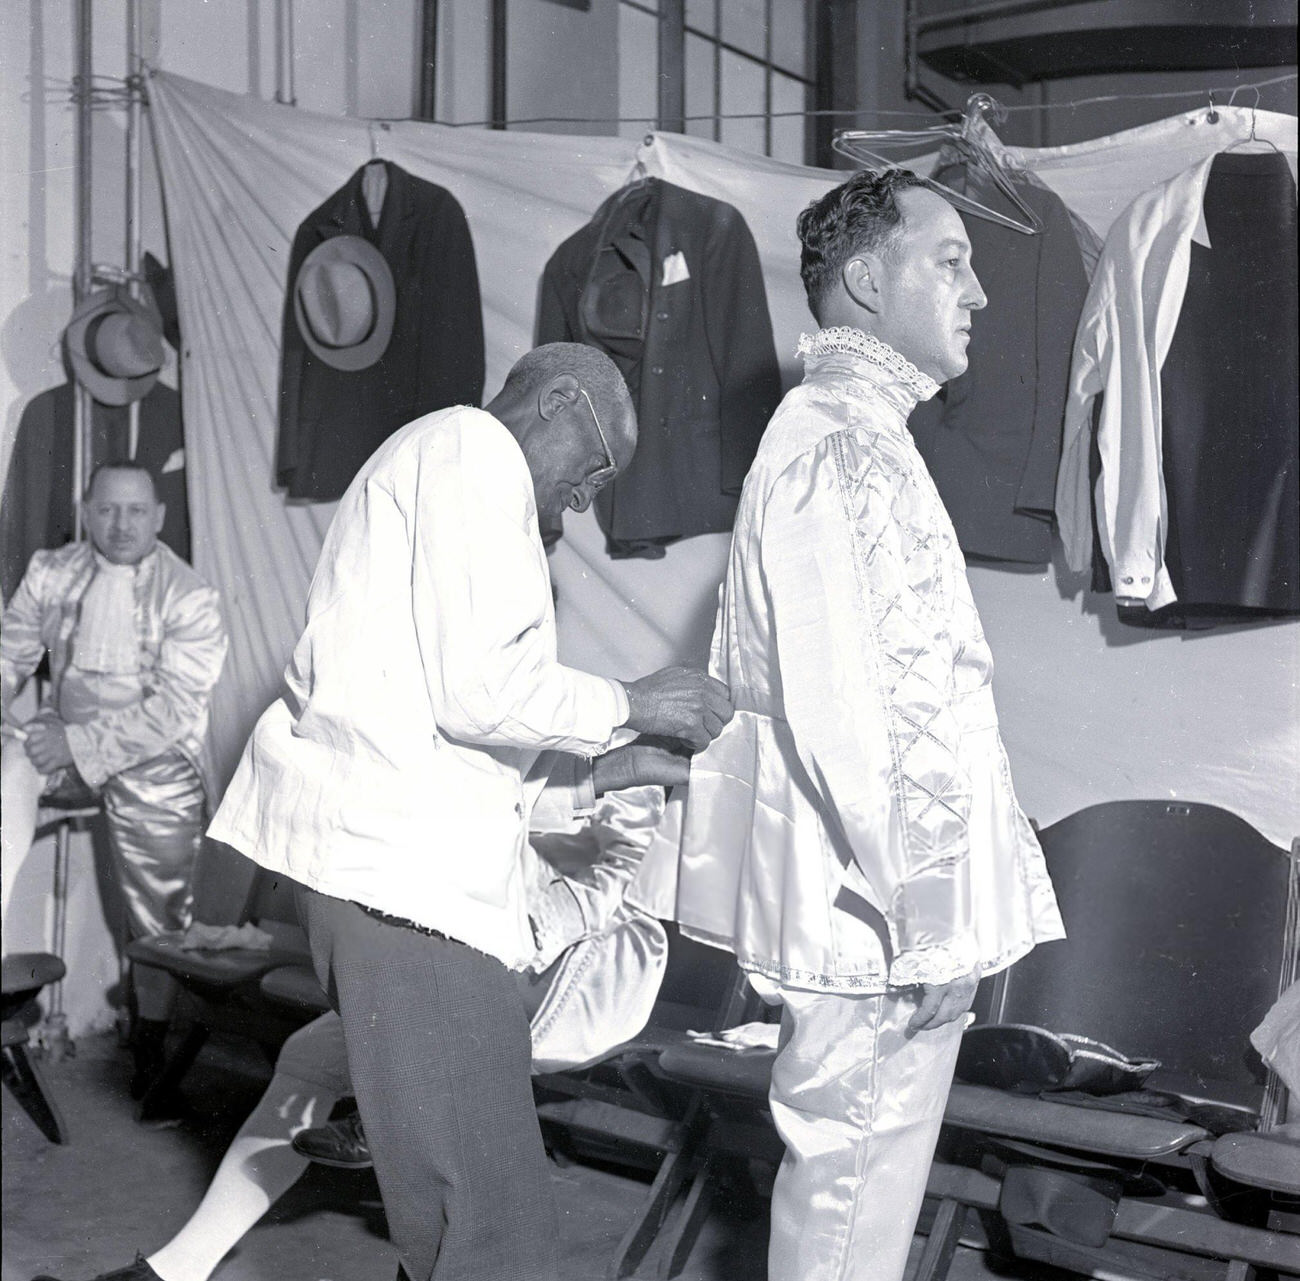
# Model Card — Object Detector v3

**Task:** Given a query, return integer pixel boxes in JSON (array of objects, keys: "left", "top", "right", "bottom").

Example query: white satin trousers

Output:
[{"left": 767, "top": 986, "right": 965, "bottom": 1281}]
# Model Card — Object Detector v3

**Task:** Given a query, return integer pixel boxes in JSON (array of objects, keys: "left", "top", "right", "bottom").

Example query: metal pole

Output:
[
  {"left": 42, "top": 822, "right": 73, "bottom": 1058},
  {"left": 418, "top": 0, "right": 439, "bottom": 120},
  {"left": 126, "top": 0, "right": 143, "bottom": 460},
  {"left": 490, "top": 0, "right": 507, "bottom": 129},
  {"left": 275, "top": 0, "right": 296, "bottom": 106},
  {"left": 658, "top": 0, "right": 685, "bottom": 134},
  {"left": 73, "top": 0, "right": 94, "bottom": 533}
]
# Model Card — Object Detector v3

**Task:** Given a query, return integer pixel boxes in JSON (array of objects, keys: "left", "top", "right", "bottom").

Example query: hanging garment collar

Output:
[{"left": 797, "top": 327, "right": 941, "bottom": 413}]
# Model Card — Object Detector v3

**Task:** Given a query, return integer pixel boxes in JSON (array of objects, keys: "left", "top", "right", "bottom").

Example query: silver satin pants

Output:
[
  {"left": 767, "top": 986, "right": 965, "bottom": 1281},
  {"left": 101, "top": 747, "right": 204, "bottom": 941}
]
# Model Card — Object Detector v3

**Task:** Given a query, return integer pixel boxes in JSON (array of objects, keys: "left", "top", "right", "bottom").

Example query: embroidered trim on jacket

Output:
[{"left": 797, "top": 327, "right": 941, "bottom": 401}]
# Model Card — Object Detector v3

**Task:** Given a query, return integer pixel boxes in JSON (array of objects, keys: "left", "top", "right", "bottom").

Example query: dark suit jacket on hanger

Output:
[
  {"left": 277, "top": 162, "right": 485, "bottom": 501},
  {"left": 908, "top": 167, "right": 1088, "bottom": 565},
  {"left": 538, "top": 179, "right": 781, "bottom": 558}
]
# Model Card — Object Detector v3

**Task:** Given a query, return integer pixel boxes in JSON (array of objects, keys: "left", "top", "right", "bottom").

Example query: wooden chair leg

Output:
[
  {"left": 1, "top": 1042, "right": 68, "bottom": 1143},
  {"left": 609, "top": 1099, "right": 707, "bottom": 1279},
  {"left": 610, "top": 1144, "right": 695, "bottom": 1279},
  {"left": 657, "top": 1153, "right": 719, "bottom": 1279},
  {"left": 913, "top": 1197, "right": 967, "bottom": 1281}
]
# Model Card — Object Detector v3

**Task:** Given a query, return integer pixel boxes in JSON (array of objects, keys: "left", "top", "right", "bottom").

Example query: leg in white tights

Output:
[
  {"left": 146, "top": 1013, "right": 350, "bottom": 1281},
  {"left": 144, "top": 1069, "right": 339, "bottom": 1281}
]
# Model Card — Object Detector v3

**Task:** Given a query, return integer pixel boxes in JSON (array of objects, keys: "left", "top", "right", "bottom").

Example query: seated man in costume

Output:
[
  {"left": 31, "top": 785, "right": 676, "bottom": 1281},
  {"left": 1, "top": 460, "right": 228, "bottom": 1098}
]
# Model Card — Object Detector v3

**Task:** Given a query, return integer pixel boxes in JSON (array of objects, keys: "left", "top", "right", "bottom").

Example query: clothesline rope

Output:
[{"left": 425, "top": 70, "right": 1298, "bottom": 130}]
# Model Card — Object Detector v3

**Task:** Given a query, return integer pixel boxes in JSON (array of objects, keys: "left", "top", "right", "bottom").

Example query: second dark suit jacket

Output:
[
  {"left": 538, "top": 179, "right": 781, "bottom": 557},
  {"left": 277, "top": 162, "right": 485, "bottom": 501},
  {"left": 909, "top": 168, "right": 1088, "bottom": 565}
]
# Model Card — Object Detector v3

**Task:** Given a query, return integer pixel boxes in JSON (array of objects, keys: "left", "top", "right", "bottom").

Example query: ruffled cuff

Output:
[
  {"left": 887, "top": 935, "right": 980, "bottom": 989},
  {"left": 528, "top": 874, "right": 589, "bottom": 970}
]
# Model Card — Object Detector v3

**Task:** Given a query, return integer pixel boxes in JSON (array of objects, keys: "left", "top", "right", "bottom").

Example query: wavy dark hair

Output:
[{"left": 796, "top": 169, "right": 928, "bottom": 322}]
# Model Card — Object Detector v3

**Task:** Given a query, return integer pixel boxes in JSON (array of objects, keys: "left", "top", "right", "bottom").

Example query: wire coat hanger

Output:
[
  {"left": 833, "top": 94, "right": 1043, "bottom": 236},
  {"left": 1220, "top": 90, "right": 1281, "bottom": 155}
]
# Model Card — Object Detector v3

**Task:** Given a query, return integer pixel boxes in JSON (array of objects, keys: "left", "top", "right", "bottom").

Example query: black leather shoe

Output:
[
  {"left": 33, "top": 1253, "right": 162, "bottom": 1280},
  {"left": 291, "top": 1110, "right": 372, "bottom": 1168}
]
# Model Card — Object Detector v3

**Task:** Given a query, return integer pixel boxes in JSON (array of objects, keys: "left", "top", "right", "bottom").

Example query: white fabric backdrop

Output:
[{"left": 148, "top": 72, "right": 1298, "bottom": 846}]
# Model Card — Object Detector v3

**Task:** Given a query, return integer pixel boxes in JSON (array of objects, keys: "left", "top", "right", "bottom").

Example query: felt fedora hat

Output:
[
  {"left": 65, "top": 286, "right": 165, "bottom": 406},
  {"left": 293, "top": 234, "right": 396, "bottom": 372}
]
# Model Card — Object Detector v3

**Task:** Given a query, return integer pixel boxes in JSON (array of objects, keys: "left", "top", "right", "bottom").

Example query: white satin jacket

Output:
[
  {"left": 651, "top": 329, "right": 1063, "bottom": 994},
  {"left": 1, "top": 541, "right": 227, "bottom": 794}
]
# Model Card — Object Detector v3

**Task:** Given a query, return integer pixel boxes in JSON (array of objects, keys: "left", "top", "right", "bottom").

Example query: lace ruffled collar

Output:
[{"left": 796, "top": 327, "right": 940, "bottom": 402}]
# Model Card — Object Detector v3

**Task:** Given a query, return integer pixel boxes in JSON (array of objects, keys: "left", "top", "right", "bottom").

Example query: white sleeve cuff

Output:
[{"left": 888, "top": 936, "right": 980, "bottom": 989}]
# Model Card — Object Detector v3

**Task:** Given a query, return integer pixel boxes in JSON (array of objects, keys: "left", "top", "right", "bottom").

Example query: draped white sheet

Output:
[{"left": 148, "top": 71, "right": 1298, "bottom": 846}]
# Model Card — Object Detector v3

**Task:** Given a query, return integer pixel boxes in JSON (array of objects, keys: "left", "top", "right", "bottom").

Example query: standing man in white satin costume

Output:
[{"left": 659, "top": 170, "right": 1066, "bottom": 1279}]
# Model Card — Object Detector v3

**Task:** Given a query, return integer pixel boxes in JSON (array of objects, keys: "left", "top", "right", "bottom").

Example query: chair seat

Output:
[
  {"left": 944, "top": 1083, "right": 1210, "bottom": 1158},
  {"left": 656, "top": 1043, "right": 775, "bottom": 1098},
  {"left": 2, "top": 953, "right": 66, "bottom": 998},
  {"left": 125, "top": 934, "right": 301, "bottom": 988},
  {"left": 258, "top": 963, "right": 330, "bottom": 1015},
  {"left": 1211, "top": 1128, "right": 1300, "bottom": 1194}
]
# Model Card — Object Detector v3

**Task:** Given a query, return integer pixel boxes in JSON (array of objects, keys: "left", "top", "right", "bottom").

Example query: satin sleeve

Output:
[
  {"left": 760, "top": 431, "right": 978, "bottom": 988},
  {"left": 0, "top": 551, "right": 51, "bottom": 709}
]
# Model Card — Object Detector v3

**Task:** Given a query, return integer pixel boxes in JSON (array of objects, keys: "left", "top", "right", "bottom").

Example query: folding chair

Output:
[
  {"left": 1, "top": 952, "right": 69, "bottom": 1142},
  {"left": 583, "top": 932, "right": 775, "bottom": 1280},
  {"left": 922, "top": 800, "right": 1300, "bottom": 1281},
  {"left": 125, "top": 839, "right": 316, "bottom": 1118}
]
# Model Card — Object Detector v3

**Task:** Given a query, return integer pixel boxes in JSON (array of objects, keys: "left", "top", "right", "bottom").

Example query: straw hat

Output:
[
  {"left": 293, "top": 235, "right": 396, "bottom": 371},
  {"left": 65, "top": 286, "right": 165, "bottom": 406}
]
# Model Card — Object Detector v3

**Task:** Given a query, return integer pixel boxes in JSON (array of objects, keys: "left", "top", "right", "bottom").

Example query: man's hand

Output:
[
  {"left": 622, "top": 667, "right": 733, "bottom": 752},
  {"left": 23, "top": 714, "right": 75, "bottom": 775},
  {"left": 907, "top": 967, "right": 981, "bottom": 1033},
  {"left": 593, "top": 738, "right": 692, "bottom": 794}
]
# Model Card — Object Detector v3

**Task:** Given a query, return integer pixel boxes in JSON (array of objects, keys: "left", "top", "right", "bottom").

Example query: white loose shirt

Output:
[
  {"left": 210, "top": 406, "right": 628, "bottom": 968},
  {"left": 1057, "top": 152, "right": 1299, "bottom": 610}
]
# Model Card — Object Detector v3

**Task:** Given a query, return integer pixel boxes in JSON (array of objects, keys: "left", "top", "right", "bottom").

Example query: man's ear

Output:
[
  {"left": 842, "top": 256, "right": 881, "bottom": 313},
  {"left": 538, "top": 372, "right": 581, "bottom": 423},
  {"left": 153, "top": 502, "right": 166, "bottom": 534}
]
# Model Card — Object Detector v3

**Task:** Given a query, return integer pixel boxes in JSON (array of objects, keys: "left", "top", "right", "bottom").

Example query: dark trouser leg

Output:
[{"left": 298, "top": 884, "right": 559, "bottom": 1281}]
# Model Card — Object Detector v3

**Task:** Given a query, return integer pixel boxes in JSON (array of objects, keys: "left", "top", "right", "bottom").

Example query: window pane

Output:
[
  {"left": 719, "top": 0, "right": 768, "bottom": 61},
  {"left": 769, "top": 70, "right": 807, "bottom": 165},
  {"left": 685, "top": 0, "right": 715, "bottom": 37},
  {"left": 718, "top": 47, "right": 765, "bottom": 156},
  {"left": 619, "top": 2, "right": 659, "bottom": 140},
  {"left": 684, "top": 30, "right": 716, "bottom": 138},
  {"left": 770, "top": 0, "right": 809, "bottom": 80}
]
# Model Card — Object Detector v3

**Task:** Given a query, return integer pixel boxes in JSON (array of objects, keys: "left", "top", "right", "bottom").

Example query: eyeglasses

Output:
[{"left": 579, "top": 388, "right": 618, "bottom": 492}]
